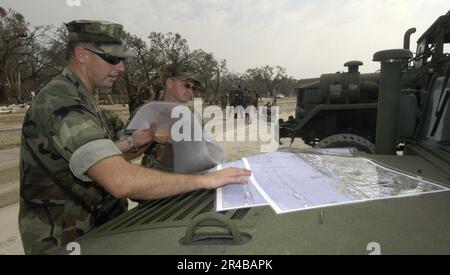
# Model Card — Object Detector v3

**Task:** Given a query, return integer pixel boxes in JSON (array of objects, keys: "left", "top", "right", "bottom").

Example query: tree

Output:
[
  {"left": 245, "top": 65, "right": 287, "bottom": 97},
  {"left": 275, "top": 76, "right": 297, "bottom": 97},
  {"left": 121, "top": 32, "right": 197, "bottom": 101},
  {"left": 0, "top": 8, "right": 295, "bottom": 106},
  {"left": 214, "top": 59, "right": 228, "bottom": 97},
  {"left": 0, "top": 7, "right": 29, "bottom": 103},
  {"left": 0, "top": 7, "right": 59, "bottom": 104},
  {"left": 148, "top": 32, "right": 193, "bottom": 77},
  {"left": 37, "top": 24, "right": 67, "bottom": 85},
  {"left": 191, "top": 49, "right": 219, "bottom": 97},
  {"left": 121, "top": 32, "right": 156, "bottom": 98}
]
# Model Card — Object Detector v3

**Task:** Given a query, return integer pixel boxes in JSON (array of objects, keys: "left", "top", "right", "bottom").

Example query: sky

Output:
[{"left": 0, "top": 0, "right": 448, "bottom": 79}]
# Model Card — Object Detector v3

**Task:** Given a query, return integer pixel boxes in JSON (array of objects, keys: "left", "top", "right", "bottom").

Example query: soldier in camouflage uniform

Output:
[
  {"left": 19, "top": 20, "right": 146, "bottom": 254},
  {"left": 19, "top": 20, "right": 250, "bottom": 254},
  {"left": 136, "top": 72, "right": 224, "bottom": 173},
  {"left": 140, "top": 71, "right": 201, "bottom": 172},
  {"left": 252, "top": 90, "right": 259, "bottom": 108},
  {"left": 235, "top": 85, "right": 245, "bottom": 119},
  {"left": 220, "top": 92, "right": 228, "bottom": 110}
]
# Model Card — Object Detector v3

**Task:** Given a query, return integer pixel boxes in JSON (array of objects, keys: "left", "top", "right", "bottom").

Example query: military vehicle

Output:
[
  {"left": 280, "top": 11, "right": 450, "bottom": 154},
  {"left": 58, "top": 11, "right": 450, "bottom": 255}
]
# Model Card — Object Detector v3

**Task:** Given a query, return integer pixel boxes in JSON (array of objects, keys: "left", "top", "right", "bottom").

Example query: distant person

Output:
[
  {"left": 151, "top": 75, "right": 164, "bottom": 101},
  {"left": 220, "top": 93, "right": 228, "bottom": 110},
  {"left": 19, "top": 20, "right": 250, "bottom": 254},
  {"left": 128, "top": 79, "right": 153, "bottom": 116}
]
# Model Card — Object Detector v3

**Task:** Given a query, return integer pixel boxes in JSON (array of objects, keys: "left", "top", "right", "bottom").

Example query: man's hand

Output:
[
  {"left": 132, "top": 123, "right": 156, "bottom": 147},
  {"left": 154, "top": 131, "right": 171, "bottom": 144},
  {"left": 201, "top": 168, "right": 252, "bottom": 189}
]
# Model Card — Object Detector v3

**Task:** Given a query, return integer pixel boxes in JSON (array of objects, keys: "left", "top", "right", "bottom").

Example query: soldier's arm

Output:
[
  {"left": 115, "top": 141, "right": 150, "bottom": 161},
  {"left": 86, "top": 155, "right": 251, "bottom": 200},
  {"left": 114, "top": 127, "right": 155, "bottom": 160},
  {"left": 50, "top": 95, "right": 250, "bottom": 199}
]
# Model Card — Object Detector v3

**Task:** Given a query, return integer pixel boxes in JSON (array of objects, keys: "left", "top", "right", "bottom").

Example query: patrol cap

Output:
[
  {"left": 172, "top": 71, "right": 201, "bottom": 87},
  {"left": 65, "top": 20, "right": 135, "bottom": 58}
]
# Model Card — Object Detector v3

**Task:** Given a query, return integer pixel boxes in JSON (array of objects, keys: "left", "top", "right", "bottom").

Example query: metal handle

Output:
[{"left": 183, "top": 212, "right": 241, "bottom": 244}]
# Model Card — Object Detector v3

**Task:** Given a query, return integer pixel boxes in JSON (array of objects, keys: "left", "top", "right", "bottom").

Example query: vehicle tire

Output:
[{"left": 315, "top": 133, "right": 375, "bottom": 154}]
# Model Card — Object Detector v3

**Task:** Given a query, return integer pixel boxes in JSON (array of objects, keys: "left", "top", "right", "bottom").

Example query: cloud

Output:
[{"left": 1, "top": 0, "right": 448, "bottom": 78}]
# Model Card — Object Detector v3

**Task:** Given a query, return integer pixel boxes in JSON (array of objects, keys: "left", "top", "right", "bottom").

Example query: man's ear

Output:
[
  {"left": 166, "top": 78, "right": 174, "bottom": 89},
  {"left": 73, "top": 45, "right": 88, "bottom": 64}
]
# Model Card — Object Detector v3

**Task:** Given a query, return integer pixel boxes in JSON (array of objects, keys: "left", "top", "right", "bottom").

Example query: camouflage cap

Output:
[
  {"left": 173, "top": 71, "right": 201, "bottom": 87},
  {"left": 65, "top": 20, "right": 135, "bottom": 58}
]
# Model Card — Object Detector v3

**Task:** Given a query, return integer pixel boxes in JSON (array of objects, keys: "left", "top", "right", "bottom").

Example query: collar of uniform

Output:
[
  {"left": 60, "top": 66, "right": 108, "bottom": 131},
  {"left": 61, "top": 66, "right": 95, "bottom": 100}
]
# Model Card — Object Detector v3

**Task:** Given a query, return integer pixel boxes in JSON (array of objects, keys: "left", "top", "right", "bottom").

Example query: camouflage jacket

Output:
[
  {"left": 100, "top": 108, "right": 125, "bottom": 141},
  {"left": 141, "top": 142, "right": 174, "bottom": 172},
  {"left": 19, "top": 67, "right": 126, "bottom": 254}
]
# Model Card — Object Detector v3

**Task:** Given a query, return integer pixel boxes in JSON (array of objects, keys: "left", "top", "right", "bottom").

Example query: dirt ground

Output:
[
  {"left": 0, "top": 132, "right": 21, "bottom": 151},
  {"left": 0, "top": 97, "right": 307, "bottom": 153}
]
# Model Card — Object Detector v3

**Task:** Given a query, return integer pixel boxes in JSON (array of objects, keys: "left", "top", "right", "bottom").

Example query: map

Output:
[
  {"left": 216, "top": 160, "right": 268, "bottom": 211},
  {"left": 216, "top": 151, "right": 448, "bottom": 214}
]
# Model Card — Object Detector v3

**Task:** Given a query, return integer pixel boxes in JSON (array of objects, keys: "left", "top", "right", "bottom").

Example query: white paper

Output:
[
  {"left": 216, "top": 151, "right": 448, "bottom": 214},
  {"left": 216, "top": 160, "right": 268, "bottom": 211}
]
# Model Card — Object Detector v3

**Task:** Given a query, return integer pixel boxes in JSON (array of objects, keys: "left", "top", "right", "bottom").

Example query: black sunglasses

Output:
[
  {"left": 84, "top": 48, "right": 126, "bottom": 65},
  {"left": 173, "top": 78, "right": 198, "bottom": 92}
]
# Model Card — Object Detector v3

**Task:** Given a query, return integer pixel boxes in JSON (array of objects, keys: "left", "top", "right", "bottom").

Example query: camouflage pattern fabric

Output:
[
  {"left": 65, "top": 20, "right": 134, "bottom": 58},
  {"left": 66, "top": 20, "right": 123, "bottom": 44},
  {"left": 140, "top": 143, "right": 174, "bottom": 172},
  {"left": 19, "top": 67, "right": 127, "bottom": 254},
  {"left": 172, "top": 71, "right": 201, "bottom": 87},
  {"left": 100, "top": 108, "right": 124, "bottom": 141}
]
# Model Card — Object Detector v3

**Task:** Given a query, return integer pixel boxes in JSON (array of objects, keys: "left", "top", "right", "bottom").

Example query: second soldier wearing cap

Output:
[{"left": 18, "top": 20, "right": 251, "bottom": 254}]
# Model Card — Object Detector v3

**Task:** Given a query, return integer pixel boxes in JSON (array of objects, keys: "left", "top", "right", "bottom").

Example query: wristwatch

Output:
[{"left": 126, "top": 135, "right": 139, "bottom": 153}]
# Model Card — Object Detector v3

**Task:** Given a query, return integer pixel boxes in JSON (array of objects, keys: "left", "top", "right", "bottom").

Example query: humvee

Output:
[{"left": 59, "top": 12, "right": 450, "bottom": 255}]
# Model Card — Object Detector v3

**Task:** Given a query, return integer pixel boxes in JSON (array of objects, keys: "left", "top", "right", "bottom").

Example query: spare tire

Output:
[{"left": 315, "top": 133, "right": 375, "bottom": 154}]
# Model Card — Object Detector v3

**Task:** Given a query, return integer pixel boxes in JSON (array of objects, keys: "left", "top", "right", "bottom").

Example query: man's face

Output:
[
  {"left": 165, "top": 78, "right": 197, "bottom": 103},
  {"left": 83, "top": 47, "right": 126, "bottom": 89}
]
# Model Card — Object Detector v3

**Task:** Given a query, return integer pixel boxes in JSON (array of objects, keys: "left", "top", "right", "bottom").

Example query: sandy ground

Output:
[
  {"left": 0, "top": 97, "right": 308, "bottom": 254},
  {"left": 0, "top": 97, "right": 299, "bottom": 149},
  {"left": 0, "top": 203, "right": 22, "bottom": 255},
  {"left": 0, "top": 132, "right": 21, "bottom": 150}
]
